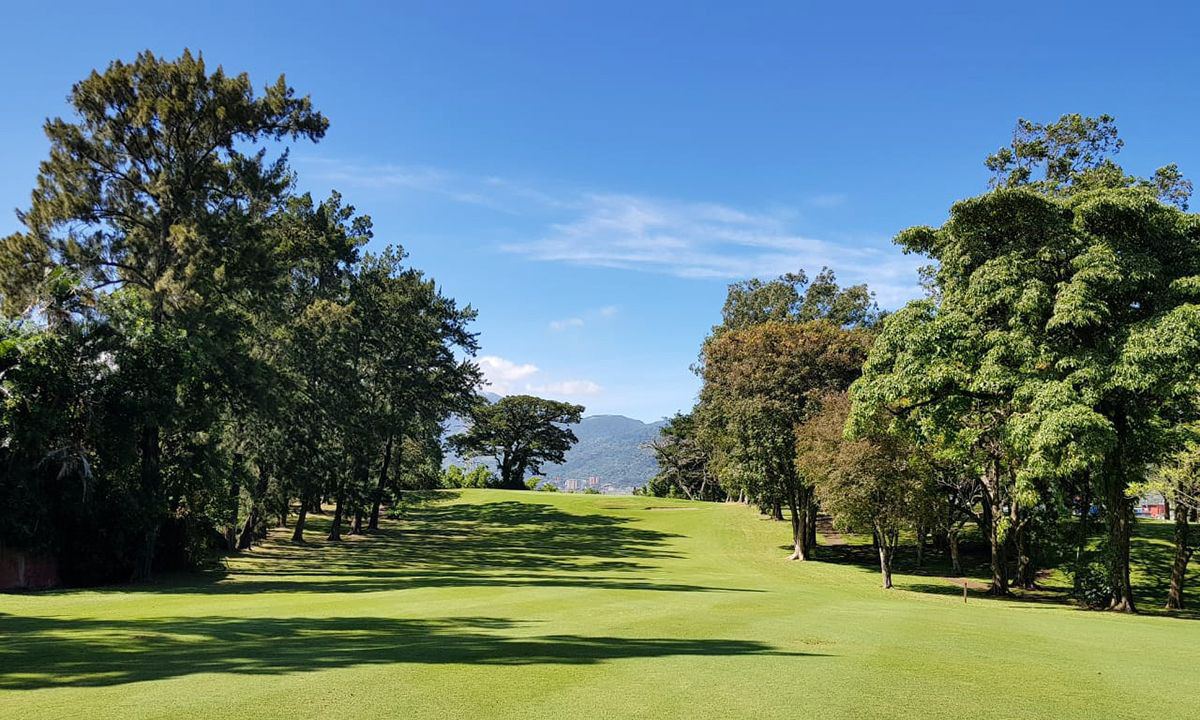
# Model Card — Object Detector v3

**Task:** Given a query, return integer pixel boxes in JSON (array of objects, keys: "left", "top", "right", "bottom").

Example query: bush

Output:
[{"left": 1073, "top": 562, "right": 1114, "bottom": 609}]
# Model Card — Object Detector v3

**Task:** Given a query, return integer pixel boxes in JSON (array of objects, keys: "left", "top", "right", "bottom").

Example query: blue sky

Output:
[{"left": 4, "top": 2, "right": 1199, "bottom": 421}]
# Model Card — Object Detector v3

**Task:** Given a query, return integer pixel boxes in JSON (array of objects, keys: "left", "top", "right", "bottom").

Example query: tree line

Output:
[
  {"left": 644, "top": 114, "right": 1200, "bottom": 612},
  {"left": 0, "top": 51, "right": 502, "bottom": 584}
]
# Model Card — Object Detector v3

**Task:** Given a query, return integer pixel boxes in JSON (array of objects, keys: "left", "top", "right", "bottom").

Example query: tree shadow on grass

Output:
[
  {"left": 807, "top": 522, "right": 1200, "bottom": 620},
  {"left": 54, "top": 496, "right": 760, "bottom": 596},
  {"left": 0, "top": 613, "right": 822, "bottom": 690}
]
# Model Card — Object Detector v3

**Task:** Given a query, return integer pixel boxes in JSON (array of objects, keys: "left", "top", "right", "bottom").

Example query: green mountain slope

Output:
[{"left": 444, "top": 406, "right": 665, "bottom": 492}]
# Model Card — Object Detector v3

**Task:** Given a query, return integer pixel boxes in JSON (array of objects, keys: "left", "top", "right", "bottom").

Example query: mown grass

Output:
[{"left": 2, "top": 490, "right": 1197, "bottom": 719}]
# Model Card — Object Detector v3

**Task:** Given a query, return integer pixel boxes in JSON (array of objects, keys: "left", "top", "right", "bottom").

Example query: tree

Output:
[
  {"left": 350, "top": 248, "right": 479, "bottom": 531},
  {"left": 646, "top": 413, "right": 721, "bottom": 501},
  {"left": 853, "top": 114, "right": 1200, "bottom": 610},
  {"left": 715, "top": 267, "right": 881, "bottom": 334},
  {"left": 0, "top": 50, "right": 326, "bottom": 579},
  {"left": 449, "top": 395, "right": 583, "bottom": 490},
  {"left": 798, "top": 393, "right": 920, "bottom": 588},
  {"left": 986, "top": 113, "right": 1192, "bottom": 209},
  {"left": 700, "top": 321, "right": 872, "bottom": 560},
  {"left": 1147, "top": 439, "right": 1200, "bottom": 609}
]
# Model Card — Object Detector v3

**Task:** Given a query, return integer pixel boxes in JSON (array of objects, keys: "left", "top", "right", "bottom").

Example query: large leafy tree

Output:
[
  {"left": 351, "top": 248, "right": 480, "bottom": 531},
  {"left": 700, "top": 320, "right": 872, "bottom": 560},
  {"left": 853, "top": 114, "right": 1200, "bottom": 610},
  {"left": 1141, "top": 436, "right": 1200, "bottom": 609},
  {"left": 716, "top": 267, "right": 881, "bottom": 333},
  {"left": 450, "top": 395, "right": 583, "bottom": 490},
  {"left": 797, "top": 392, "right": 921, "bottom": 588},
  {"left": 646, "top": 413, "right": 721, "bottom": 501},
  {"left": 0, "top": 50, "right": 326, "bottom": 578}
]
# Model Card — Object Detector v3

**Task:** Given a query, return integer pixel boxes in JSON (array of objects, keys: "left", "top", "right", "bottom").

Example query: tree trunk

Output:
[
  {"left": 915, "top": 522, "right": 926, "bottom": 569},
  {"left": 237, "top": 465, "right": 271, "bottom": 551},
  {"left": 1164, "top": 498, "right": 1171, "bottom": 521},
  {"left": 1073, "top": 484, "right": 1092, "bottom": 595},
  {"left": 368, "top": 431, "right": 394, "bottom": 531},
  {"left": 948, "top": 530, "right": 961, "bottom": 576},
  {"left": 1103, "top": 417, "right": 1137, "bottom": 613},
  {"left": 980, "top": 458, "right": 1009, "bottom": 596},
  {"left": 499, "top": 453, "right": 528, "bottom": 489},
  {"left": 131, "top": 424, "right": 162, "bottom": 582},
  {"left": 1013, "top": 507, "right": 1035, "bottom": 590},
  {"left": 876, "top": 525, "right": 895, "bottom": 589},
  {"left": 277, "top": 500, "right": 288, "bottom": 528},
  {"left": 327, "top": 483, "right": 345, "bottom": 541},
  {"left": 351, "top": 507, "right": 364, "bottom": 535},
  {"left": 1105, "top": 470, "right": 1136, "bottom": 613},
  {"left": 787, "top": 486, "right": 811, "bottom": 561},
  {"left": 806, "top": 499, "right": 817, "bottom": 550},
  {"left": 1166, "top": 510, "right": 1192, "bottom": 610},
  {"left": 291, "top": 500, "right": 308, "bottom": 543},
  {"left": 236, "top": 506, "right": 260, "bottom": 550},
  {"left": 225, "top": 476, "right": 241, "bottom": 551},
  {"left": 772, "top": 501, "right": 784, "bottom": 521}
]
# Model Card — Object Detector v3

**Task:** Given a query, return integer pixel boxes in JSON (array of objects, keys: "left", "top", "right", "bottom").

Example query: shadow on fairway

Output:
[
  {"left": 80, "top": 496, "right": 761, "bottom": 596},
  {"left": 0, "top": 613, "right": 823, "bottom": 690},
  {"left": 807, "top": 521, "right": 1200, "bottom": 620}
]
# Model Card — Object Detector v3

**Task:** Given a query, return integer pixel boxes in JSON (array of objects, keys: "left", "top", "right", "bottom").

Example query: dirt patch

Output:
[{"left": 815, "top": 514, "right": 847, "bottom": 547}]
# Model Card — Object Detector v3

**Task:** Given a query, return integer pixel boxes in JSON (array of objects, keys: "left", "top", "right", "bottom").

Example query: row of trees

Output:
[
  {"left": 0, "top": 51, "right": 482, "bottom": 583},
  {"left": 646, "top": 115, "right": 1200, "bottom": 611}
]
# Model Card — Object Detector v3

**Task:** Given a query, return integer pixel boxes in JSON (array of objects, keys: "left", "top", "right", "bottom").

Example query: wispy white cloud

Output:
[
  {"left": 549, "top": 317, "right": 585, "bottom": 331},
  {"left": 303, "top": 157, "right": 922, "bottom": 307},
  {"left": 502, "top": 193, "right": 923, "bottom": 306},
  {"left": 598, "top": 305, "right": 618, "bottom": 317},
  {"left": 477, "top": 354, "right": 601, "bottom": 399},
  {"left": 298, "top": 158, "right": 542, "bottom": 214}
]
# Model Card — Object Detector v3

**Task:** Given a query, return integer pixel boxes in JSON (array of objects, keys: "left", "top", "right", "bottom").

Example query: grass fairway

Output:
[{"left": 3, "top": 490, "right": 1198, "bottom": 719}]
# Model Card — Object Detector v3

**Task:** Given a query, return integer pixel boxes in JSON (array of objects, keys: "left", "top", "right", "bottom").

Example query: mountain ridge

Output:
[{"left": 442, "top": 397, "right": 664, "bottom": 492}]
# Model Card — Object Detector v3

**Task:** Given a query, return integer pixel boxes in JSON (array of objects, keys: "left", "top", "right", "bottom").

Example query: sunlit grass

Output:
[{"left": 2, "top": 490, "right": 1197, "bottom": 719}]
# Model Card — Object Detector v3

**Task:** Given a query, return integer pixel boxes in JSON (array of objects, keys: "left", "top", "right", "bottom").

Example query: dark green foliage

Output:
[
  {"left": 853, "top": 114, "right": 1200, "bottom": 609},
  {"left": 644, "top": 413, "right": 722, "bottom": 501},
  {"left": 0, "top": 52, "right": 479, "bottom": 584},
  {"left": 449, "top": 395, "right": 584, "bottom": 490},
  {"left": 1074, "top": 562, "right": 1115, "bottom": 609},
  {"left": 715, "top": 267, "right": 881, "bottom": 334}
]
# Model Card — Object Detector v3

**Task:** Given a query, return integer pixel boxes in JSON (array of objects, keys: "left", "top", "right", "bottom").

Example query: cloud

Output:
[
  {"left": 549, "top": 317, "right": 585, "bottom": 331},
  {"left": 302, "top": 157, "right": 923, "bottom": 307},
  {"left": 477, "top": 355, "right": 601, "bottom": 399},
  {"left": 598, "top": 305, "right": 618, "bottom": 317},
  {"left": 478, "top": 355, "right": 539, "bottom": 394},
  {"left": 501, "top": 193, "right": 923, "bottom": 307},
  {"left": 297, "top": 158, "right": 578, "bottom": 216}
]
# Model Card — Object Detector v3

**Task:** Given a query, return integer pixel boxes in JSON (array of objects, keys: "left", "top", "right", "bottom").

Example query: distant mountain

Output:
[
  {"left": 442, "top": 396, "right": 665, "bottom": 493},
  {"left": 536, "top": 415, "right": 666, "bottom": 493}
]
